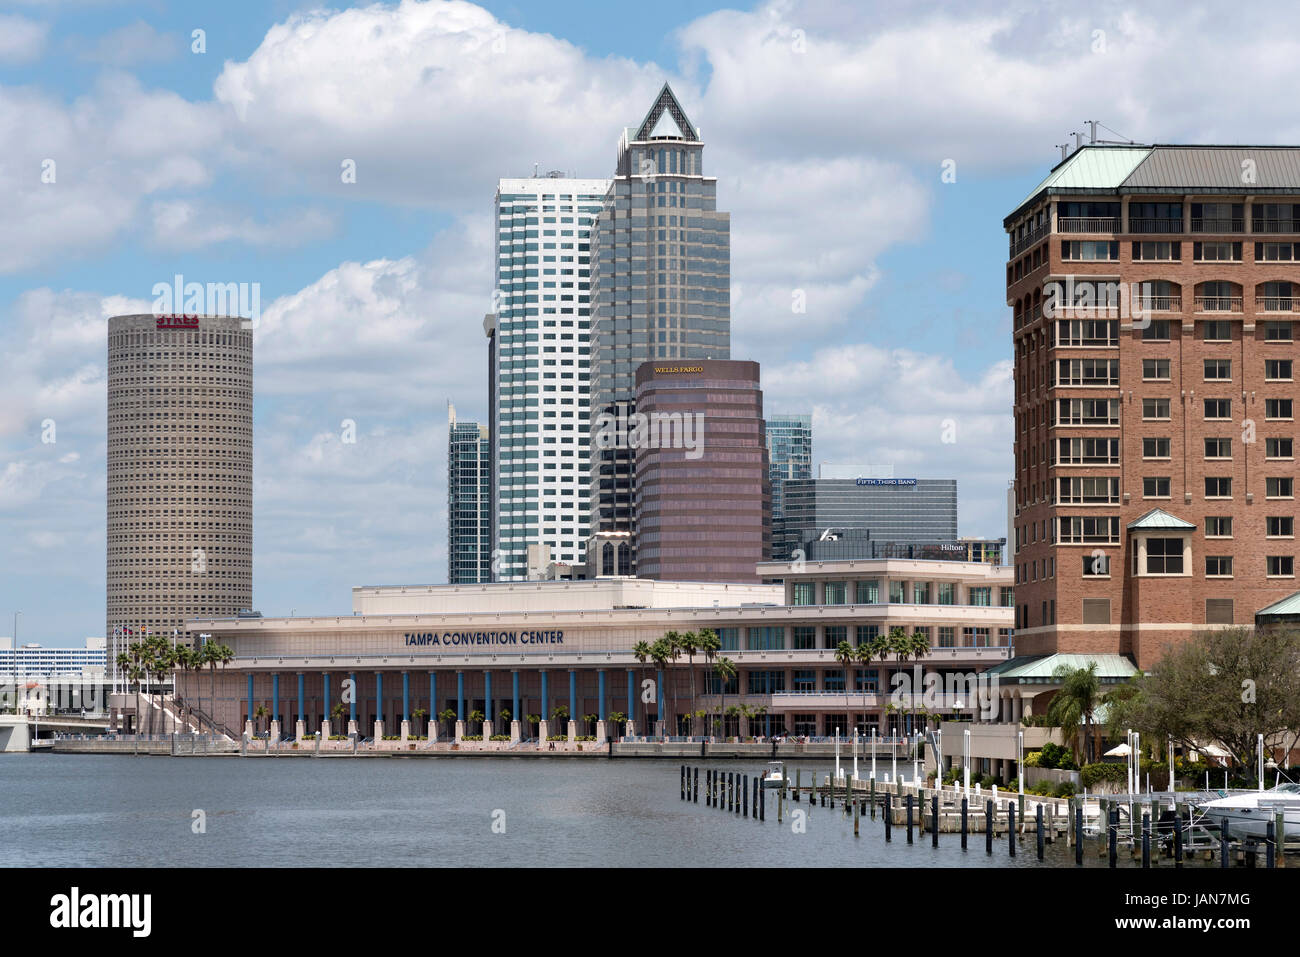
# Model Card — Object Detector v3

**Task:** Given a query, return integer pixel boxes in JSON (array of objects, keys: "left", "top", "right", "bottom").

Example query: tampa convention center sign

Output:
[{"left": 403, "top": 630, "right": 565, "bottom": 647}]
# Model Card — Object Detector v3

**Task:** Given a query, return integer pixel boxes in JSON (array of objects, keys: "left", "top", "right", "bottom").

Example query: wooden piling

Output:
[
  {"left": 906, "top": 793, "right": 914, "bottom": 844},
  {"left": 1036, "top": 804, "right": 1044, "bottom": 861},
  {"left": 1075, "top": 803, "right": 1083, "bottom": 866},
  {"left": 854, "top": 795, "right": 860, "bottom": 837},
  {"left": 1221, "top": 818, "right": 1230, "bottom": 869},
  {"left": 870, "top": 778, "right": 876, "bottom": 819},
  {"left": 1108, "top": 807, "right": 1118, "bottom": 868},
  {"left": 985, "top": 799, "right": 993, "bottom": 854},
  {"left": 1142, "top": 812, "right": 1150, "bottom": 868},
  {"left": 1008, "top": 804, "right": 1015, "bottom": 857},
  {"left": 1174, "top": 810, "right": 1183, "bottom": 866},
  {"left": 884, "top": 792, "right": 892, "bottom": 842}
]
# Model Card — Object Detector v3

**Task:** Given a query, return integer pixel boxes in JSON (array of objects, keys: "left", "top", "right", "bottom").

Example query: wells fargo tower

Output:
[{"left": 1006, "top": 145, "right": 1300, "bottom": 667}]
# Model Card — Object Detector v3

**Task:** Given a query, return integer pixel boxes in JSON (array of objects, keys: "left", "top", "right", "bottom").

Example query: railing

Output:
[
  {"left": 1127, "top": 218, "right": 1184, "bottom": 233},
  {"left": 1195, "top": 295, "right": 1243, "bottom": 312},
  {"left": 1190, "top": 217, "right": 1243, "bottom": 232},
  {"left": 1255, "top": 296, "right": 1299, "bottom": 311},
  {"left": 1057, "top": 217, "right": 1120, "bottom": 233},
  {"left": 1252, "top": 218, "right": 1299, "bottom": 233},
  {"left": 1137, "top": 295, "right": 1181, "bottom": 312},
  {"left": 1010, "top": 221, "right": 1050, "bottom": 257}
]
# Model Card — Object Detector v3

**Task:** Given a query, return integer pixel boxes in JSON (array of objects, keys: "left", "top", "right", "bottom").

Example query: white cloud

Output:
[
  {"left": 0, "top": 14, "right": 49, "bottom": 63},
  {"left": 69, "top": 20, "right": 181, "bottom": 66},
  {"left": 150, "top": 199, "right": 338, "bottom": 249}
]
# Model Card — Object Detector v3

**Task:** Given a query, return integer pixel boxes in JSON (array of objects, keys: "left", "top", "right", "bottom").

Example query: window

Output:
[
  {"left": 1062, "top": 240, "right": 1119, "bottom": 260},
  {"left": 1264, "top": 320, "right": 1293, "bottom": 341},
  {"left": 824, "top": 581, "right": 847, "bottom": 604},
  {"left": 1143, "top": 398, "right": 1171, "bottom": 420},
  {"left": 1266, "top": 437, "right": 1293, "bottom": 459},
  {"left": 1205, "top": 556, "right": 1233, "bottom": 577},
  {"left": 968, "top": 587, "right": 992, "bottom": 606},
  {"left": 1191, "top": 202, "right": 1242, "bottom": 230},
  {"left": 1206, "top": 599, "right": 1235, "bottom": 625},
  {"left": 1266, "top": 398, "right": 1294, "bottom": 419},
  {"left": 792, "top": 669, "right": 815, "bottom": 692},
  {"left": 1132, "top": 240, "right": 1179, "bottom": 260},
  {"left": 792, "top": 626, "right": 816, "bottom": 650},
  {"left": 1057, "top": 476, "right": 1119, "bottom": 504},
  {"left": 1204, "top": 398, "right": 1231, "bottom": 419},
  {"left": 1193, "top": 241, "right": 1242, "bottom": 262},
  {"left": 1146, "top": 537, "right": 1185, "bottom": 574},
  {"left": 1143, "top": 358, "right": 1171, "bottom": 380},
  {"left": 912, "top": 582, "right": 930, "bottom": 604},
  {"left": 1255, "top": 241, "right": 1300, "bottom": 261},
  {"left": 855, "top": 580, "right": 879, "bottom": 604},
  {"left": 889, "top": 581, "right": 905, "bottom": 604},
  {"left": 1081, "top": 598, "right": 1111, "bottom": 625},
  {"left": 1204, "top": 358, "right": 1232, "bottom": 380},
  {"left": 1268, "top": 556, "right": 1295, "bottom": 577},
  {"left": 1057, "top": 397, "right": 1119, "bottom": 425},
  {"left": 1206, "top": 516, "right": 1233, "bottom": 538},
  {"left": 1201, "top": 320, "right": 1232, "bottom": 341},
  {"left": 1142, "top": 437, "right": 1171, "bottom": 459},
  {"left": 1083, "top": 553, "right": 1110, "bottom": 577},
  {"left": 1057, "top": 436, "right": 1120, "bottom": 465},
  {"left": 936, "top": 582, "right": 955, "bottom": 605},
  {"left": 1205, "top": 476, "right": 1233, "bottom": 498},
  {"left": 1143, "top": 477, "right": 1170, "bottom": 498},
  {"left": 1257, "top": 281, "right": 1294, "bottom": 311},
  {"left": 1000, "top": 586, "right": 1014, "bottom": 607},
  {"left": 1266, "top": 359, "right": 1293, "bottom": 381},
  {"left": 1204, "top": 437, "right": 1232, "bottom": 459},
  {"left": 792, "top": 582, "right": 815, "bottom": 605},
  {"left": 1266, "top": 477, "right": 1294, "bottom": 498},
  {"left": 746, "top": 627, "right": 784, "bottom": 650},
  {"left": 1057, "top": 358, "right": 1119, "bottom": 386},
  {"left": 1142, "top": 319, "right": 1171, "bottom": 340},
  {"left": 1056, "top": 319, "right": 1118, "bottom": 346},
  {"left": 1268, "top": 516, "right": 1294, "bottom": 537},
  {"left": 937, "top": 627, "right": 956, "bottom": 648},
  {"left": 1058, "top": 516, "right": 1120, "bottom": 544}
]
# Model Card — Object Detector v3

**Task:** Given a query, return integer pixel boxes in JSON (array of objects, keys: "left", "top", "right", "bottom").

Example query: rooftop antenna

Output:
[
  {"left": 1086, "top": 120, "right": 1098, "bottom": 144},
  {"left": 1073, "top": 131, "right": 1084, "bottom": 151},
  {"left": 1057, "top": 143, "right": 1070, "bottom": 162},
  {"left": 533, "top": 162, "right": 539, "bottom": 178}
]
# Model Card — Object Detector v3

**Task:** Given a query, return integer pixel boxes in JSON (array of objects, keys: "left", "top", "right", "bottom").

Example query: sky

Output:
[{"left": 3, "top": 0, "right": 1299, "bottom": 645}]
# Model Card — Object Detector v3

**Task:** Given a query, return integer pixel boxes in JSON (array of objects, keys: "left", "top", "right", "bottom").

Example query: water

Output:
[{"left": 1, "top": 753, "right": 1100, "bottom": 868}]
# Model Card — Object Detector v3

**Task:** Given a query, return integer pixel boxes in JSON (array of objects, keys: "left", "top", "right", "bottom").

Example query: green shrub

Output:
[
  {"left": 489, "top": 734, "right": 510, "bottom": 741},
  {"left": 1054, "top": 781, "right": 1077, "bottom": 798},
  {"left": 1023, "top": 750, "right": 1042, "bottom": 768},
  {"left": 1081, "top": 762, "right": 1127, "bottom": 788},
  {"left": 461, "top": 734, "right": 483, "bottom": 741}
]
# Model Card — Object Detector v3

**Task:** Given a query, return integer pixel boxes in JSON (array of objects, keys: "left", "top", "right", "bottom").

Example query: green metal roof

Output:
[
  {"left": 1126, "top": 507, "right": 1196, "bottom": 531},
  {"left": 984, "top": 653, "right": 1139, "bottom": 684},
  {"left": 1256, "top": 589, "right": 1300, "bottom": 617},
  {"left": 1014, "top": 146, "right": 1152, "bottom": 211}
]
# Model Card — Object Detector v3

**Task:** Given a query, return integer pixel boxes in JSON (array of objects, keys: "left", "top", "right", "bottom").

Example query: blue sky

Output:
[{"left": 3, "top": 0, "right": 1296, "bottom": 645}]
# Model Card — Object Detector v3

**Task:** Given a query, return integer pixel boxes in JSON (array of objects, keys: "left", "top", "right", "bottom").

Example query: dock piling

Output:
[
  {"left": 1036, "top": 804, "right": 1044, "bottom": 861},
  {"left": 985, "top": 799, "right": 993, "bottom": 854},
  {"left": 1141, "top": 812, "right": 1150, "bottom": 869},
  {"left": 932, "top": 794, "right": 939, "bottom": 847},
  {"left": 960, "top": 797, "right": 968, "bottom": 851},
  {"left": 1267, "top": 820, "right": 1276, "bottom": 869},
  {"left": 884, "top": 792, "right": 892, "bottom": 842},
  {"left": 1075, "top": 803, "right": 1083, "bottom": 866},
  {"left": 1108, "top": 807, "right": 1118, "bottom": 868},
  {"left": 906, "top": 793, "right": 914, "bottom": 844},
  {"left": 1221, "top": 818, "right": 1230, "bottom": 869},
  {"left": 1008, "top": 804, "right": 1016, "bottom": 858}
]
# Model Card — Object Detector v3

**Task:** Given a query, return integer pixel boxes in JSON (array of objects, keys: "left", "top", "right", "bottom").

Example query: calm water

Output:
[{"left": 1, "top": 753, "right": 1098, "bottom": 868}]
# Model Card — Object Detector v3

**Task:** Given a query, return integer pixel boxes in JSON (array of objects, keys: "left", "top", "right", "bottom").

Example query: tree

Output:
[
  {"left": 713, "top": 655, "right": 737, "bottom": 738},
  {"left": 677, "top": 630, "right": 700, "bottom": 735},
  {"left": 648, "top": 638, "right": 671, "bottom": 736},
  {"left": 1045, "top": 662, "right": 1101, "bottom": 765},
  {"left": 468, "top": 708, "right": 485, "bottom": 733},
  {"left": 550, "top": 703, "right": 569, "bottom": 730},
  {"left": 331, "top": 702, "right": 346, "bottom": 733},
  {"left": 632, "top": 639, "right": 652, "bottom": 729},
  {"left": 255, "top": 704, "right": 269, "bottom": 735},
  {"left": 1107, "top": 626, "right": 1300, "bottom": 776},
  {"left": 835, "top": 639, "right": 856, "bottom": 727},
  {"left": 412, "top": 707, "right": 428, "bottom": 735},
  {"left": 437, "top": 707, "right": 456, "bottom": 735}
]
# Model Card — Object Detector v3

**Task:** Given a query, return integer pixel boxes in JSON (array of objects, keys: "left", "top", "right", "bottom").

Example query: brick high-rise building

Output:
[{"left": 1006, "top": 144, "right": 1300, "bottom": 668}]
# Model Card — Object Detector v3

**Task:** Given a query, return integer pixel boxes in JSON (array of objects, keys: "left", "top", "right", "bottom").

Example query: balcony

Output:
[
  {"left": 1195, "top": 295, "right": 1243, "bottom": 312},
  {"left": 1252, "top": 218, "right": 1299, "bottom": 234},
  {"left": 1010, "top": 221, "right": 1050, "bottom": 257},
  {"left": 1057, "top": 216, "right": 1120, "bottom": 233},
  {"left": 1138, "top": 295, "right": 1181, "bottom": 312},
  {"left": 1127, "top": 218, "right": 1184, "bottom": 234},
  {"left": 1255, "top": 296, "right": 1299, "bottom": 312},
  {"left": 1190, "top": 217, "right": 1244, "bottom": 232}
]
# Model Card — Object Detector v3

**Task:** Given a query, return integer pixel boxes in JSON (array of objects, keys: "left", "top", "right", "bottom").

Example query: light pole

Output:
[
  {"left": 956, "top": 698, "right": 969, "bottom": 795},
  {"left": 1018, "top": 730, "right": 1024, "bottom": 796}
]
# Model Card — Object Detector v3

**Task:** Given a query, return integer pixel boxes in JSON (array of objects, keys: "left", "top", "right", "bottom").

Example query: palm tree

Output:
[
  {"left": 468, "top": 708, "right": 485, "bottom": 734},
  {"left": 648, "top": 638, "right": 670, "bottom": 735},
  {"left": 255, "top": 704, "right": 269, "bottom": 735},
  {"left": 676, "top": 630, "right": 700, "bottom": 735},
  {"left": 437, "top": 707, "right": 456, "bottom": 736},
  {"left": 331, "top": 702, "right": 346, "bottom": 735},
  {"left": 713, "top": 655, "right": 737, "bottom": 738},
  {"left": 835, "top": 639, "right": 856, "bottom": 731},
  {"left": 632, "top": 640, "right": 652, "bottom": 727},
  {"left": 1046, "top": 662, "right": 1101, "bottom": 764},
  {"left": 550, "top": 704, "right": 569, "bottom": 735},
  {"left": 412, "top": 707, "right": 428, "bottom": 736},
  {"left": 582, "top": 713, "right": 599, "bottom": 736}
]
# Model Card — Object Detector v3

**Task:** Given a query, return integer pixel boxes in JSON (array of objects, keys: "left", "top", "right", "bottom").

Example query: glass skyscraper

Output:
[
  {"left": 765, "top": 414, "right": 812, "bottom": 557},
  {"left": 448, "top": 406, "right": 492, "bottom": 584},
  {"left": 587, "top": 85, "right": 731, "bottom": 570},
  {"left": 491, "top": 175, "right": 610, "bottom": 580}
]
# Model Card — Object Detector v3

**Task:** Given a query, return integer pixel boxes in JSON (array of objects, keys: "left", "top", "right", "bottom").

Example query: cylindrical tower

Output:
[{"left": 106, "top": 314, "right": 252, "bottom": 673}]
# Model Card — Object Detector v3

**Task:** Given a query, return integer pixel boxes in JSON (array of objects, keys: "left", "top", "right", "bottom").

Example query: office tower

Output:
[
  {"left": 491, "top": 174, "right": 611, "bottom": 580},
  {"left": 1007, "top": 144, "right": 1300, "bottom": 667},
  {"left": 447, "top": 404, "right": 493, "bottom": 584},
  {"left": 106, "top": 313, "right": 252, "bottom": 669},
  {"left": 765, "top": 414, "right": 813, "bottom": 557},
  {"left": 773, "top": 478, "right": 959, "bottom": 561},
  {"left": 588, "top": 84, "right": 732, "bottom": 572},
  {"left": 631, "top": 360, "right": 768, "bottom": 581}
]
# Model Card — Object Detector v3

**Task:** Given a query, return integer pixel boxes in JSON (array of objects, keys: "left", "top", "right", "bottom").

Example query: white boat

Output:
[
  {"left": 760, "top": 762, "right": 786, "bottom": 789},
  {"left": 1197, "top": 783, "right": 1300, "bottom": 839}
]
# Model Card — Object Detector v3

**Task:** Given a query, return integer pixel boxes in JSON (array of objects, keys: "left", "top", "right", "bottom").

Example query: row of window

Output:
[{"left": 789, "top": 581, "right": 1013, "bottom": 606}]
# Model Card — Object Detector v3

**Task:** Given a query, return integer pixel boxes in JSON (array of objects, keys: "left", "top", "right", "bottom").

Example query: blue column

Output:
[
  {"left": 456, "top": 671, "right": 465, "bottom": 721},
  {"left": 568, "top": 669, "right": 576, "bottom": 724},
  {"left": 598, "top": 669, "right": 607, "bottom": 721},
  {"left": 512, "top": 670, "right": 520, "bottom": 723},
  {"left": 246, "top": 673, "right": 254, "bottom": 723},
  {"left": 272, "top": 673, "right": 280, "bottom": 724},
  {"left": 323, "top": 673, "right": 331, "bottom": 724},
  {"left": 657, "top": 668, "right": 664, "bottom": 728},
  {"left": 402, "top": 671, "right": 410, "bottom": 722},
  {"left": 429, "top": 671, "right": 436, "bottom": 724},
  {"left": 484, "top": 670, "right": 492, "bottom": 722},
  {"left": 627, "top": 669, "right": 635, "bottom": 726},
  {"left": 540, "top": 670, "right": 549, "bottom": 723},
  {"left": 297, "top": 672, "right": 304, "bottom": 721},
  {"left": 348, "top": 672, "right": 356, "bottom": 724},
  {"left": 374, "top": 672, "right": 383, "bottom": 728}
]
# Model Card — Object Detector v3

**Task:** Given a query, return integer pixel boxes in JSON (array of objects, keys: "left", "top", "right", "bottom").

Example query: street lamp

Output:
[{"left": 1018, "top": 730, "right": 1024, "bottom": 796}]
